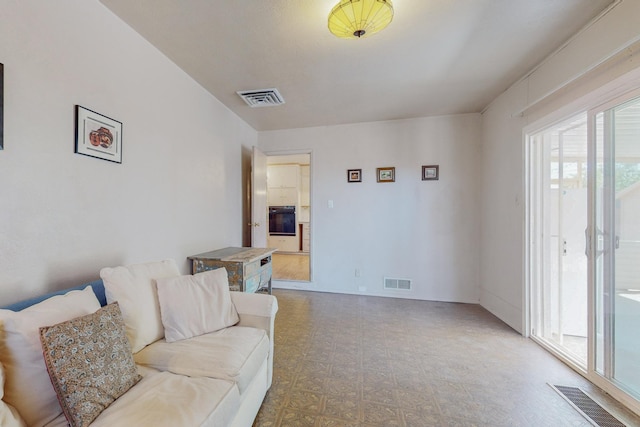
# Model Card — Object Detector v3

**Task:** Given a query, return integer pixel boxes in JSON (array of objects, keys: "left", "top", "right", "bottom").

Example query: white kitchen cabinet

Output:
[
  {"left": 268, "top": 235, "right": 299, "bottom": 253},
  {"left": 301, "top": 222, "right": 310, "bottom": 253},
  {"left": 300, "top": 165, "right": 310, "bottom": 206},
  {"left": 268, "top": 165, "right": 299, "bottom": 189},
  {"left": 267, "top": 187, "right": 298, "bottom": 206},
  {"left": 268, "top": 164, "right": 299, "bottom": 206}
]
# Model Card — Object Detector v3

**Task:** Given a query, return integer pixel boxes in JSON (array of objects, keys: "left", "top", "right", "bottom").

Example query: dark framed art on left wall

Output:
[{"left": 1, "top": 63, "right": 4, "bottom": 151}]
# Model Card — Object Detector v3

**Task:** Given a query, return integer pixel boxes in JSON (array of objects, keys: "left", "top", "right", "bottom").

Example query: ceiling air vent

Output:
[
  {"left": 237, "top": 88, "right": 285, "bottom": 108},
  {"left": 384, "top": 277, "right": 412, "bottom": 291}
]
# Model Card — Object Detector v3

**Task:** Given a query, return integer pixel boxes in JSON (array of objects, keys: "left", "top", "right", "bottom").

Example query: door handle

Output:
[
  {"left": 585, "top": 228, "right": 589, "bottom": 257},
  {"left": 589, "top": 226, "right": 605, "bottom": 258},
  {"left": 248, "top": 222, "right": 260, "bottom": 227}
]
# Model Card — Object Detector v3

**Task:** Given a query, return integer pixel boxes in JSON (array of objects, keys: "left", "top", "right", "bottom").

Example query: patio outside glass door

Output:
[{"left": 593, "top": 93, "right": 640, "bottom": 400}]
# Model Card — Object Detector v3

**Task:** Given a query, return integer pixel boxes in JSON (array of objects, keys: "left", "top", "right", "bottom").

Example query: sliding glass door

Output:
[
  {"left": 593, "top": 93, "right": 640, "bottom": 400},
  {"left": 528, "top": 89, "right": 640, "bottom": 413}
]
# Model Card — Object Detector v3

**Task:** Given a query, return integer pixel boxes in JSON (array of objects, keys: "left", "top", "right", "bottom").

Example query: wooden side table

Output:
[{"left": 187, "top": 247, "right": 276, "bottom": 294}]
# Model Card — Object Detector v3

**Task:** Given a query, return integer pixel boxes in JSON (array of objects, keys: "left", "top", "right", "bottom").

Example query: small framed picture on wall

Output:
[
  {"left": 347, "top": 169, "right": 362, "bottom": 183},
  {"left": 377, "top": 167, "right": 395, "bottom": 183},
  {"left": 422, "top": 165, "right": 439, "bottom": 181},
  {"left": 75, "top": 105, "right": 123, "bottom": 163}
]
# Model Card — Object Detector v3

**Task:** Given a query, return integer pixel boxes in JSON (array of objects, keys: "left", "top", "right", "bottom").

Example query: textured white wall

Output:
[
  {"left": 0, "top": 1, "right": 256, "bottom": 304},
  {"left": 259, "top": 114, "right": 481, "bottom": 303},
  {"left": 480, "top": 0, "right": 640, "bottom": 333}
]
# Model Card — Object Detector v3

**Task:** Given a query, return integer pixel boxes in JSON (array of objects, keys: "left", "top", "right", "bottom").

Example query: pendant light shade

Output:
[{"left": 328, "top": 0, "right": 394, "bottom": 39}]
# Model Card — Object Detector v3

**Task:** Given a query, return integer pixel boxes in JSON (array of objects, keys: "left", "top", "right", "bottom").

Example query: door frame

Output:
[
  {"left": 263, "top": 148, "right": 314, "bottom": 286},
  {"left": 251, "top": 147, "right": 268, "bottom": 248},
  {"left": 524, "top": 112, "right": 590, "bottom": 373}
]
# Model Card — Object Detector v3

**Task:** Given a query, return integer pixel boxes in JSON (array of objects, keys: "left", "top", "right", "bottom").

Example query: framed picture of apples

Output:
[{"left": 75, "top": 105, "right": 122, "bottom": 163}]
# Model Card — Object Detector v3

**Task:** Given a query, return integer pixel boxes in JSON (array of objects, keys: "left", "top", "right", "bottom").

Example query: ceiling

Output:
[{"left": 99, "top": 0, "right": 613, "bottom": 131}]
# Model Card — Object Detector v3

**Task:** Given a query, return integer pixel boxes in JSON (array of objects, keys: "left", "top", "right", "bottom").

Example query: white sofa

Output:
[{"left": 0, "top": 259, "right": 278, "bottom": 427}]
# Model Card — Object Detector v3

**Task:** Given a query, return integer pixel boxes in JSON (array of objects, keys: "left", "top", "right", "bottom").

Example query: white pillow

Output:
[
  {"left": 156, "top": 268, "right": 240, "bottom": 343},
  {"left": 100, "top": 259, "right": 180, "bottom": 353},
  {"left": 0, "top": 400, "right": 26, "bottom": 427},
  {"left": 0, "top": 363, "right": 27, "bottom": 427},
  {"left": 0, "top": 287, "right": 101, "bottom": 427}
]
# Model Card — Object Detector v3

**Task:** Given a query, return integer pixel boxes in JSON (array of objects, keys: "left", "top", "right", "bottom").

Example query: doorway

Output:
[{"left": 266, "top": 153, "right": 311, "bottom": 282}]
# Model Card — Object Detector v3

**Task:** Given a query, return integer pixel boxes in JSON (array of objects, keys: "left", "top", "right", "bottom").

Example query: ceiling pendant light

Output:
[{"left": 328, "top": 0, "right": 394, "bottom": 39}]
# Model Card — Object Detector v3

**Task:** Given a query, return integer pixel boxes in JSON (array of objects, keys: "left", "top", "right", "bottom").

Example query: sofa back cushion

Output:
[
  {"left": 1, "top": 280, "right": 107, "bottom": 311},
  {"left": 156, "top": 268, "right": 239, "bottom": 342},
  {"left": 100, "top": 259, "right": 180, "bottom": 353},
  {"left": 0, "top": 286, "right": 101, "bottom": 427}
]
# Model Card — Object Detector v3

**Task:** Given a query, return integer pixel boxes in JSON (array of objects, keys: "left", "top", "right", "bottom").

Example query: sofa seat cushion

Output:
[
  {"left": 43, "top": 370, "right": 239, "bottom": 427},
  {"left": 134, "top": 326, "right": 269, "bottom": 394}
]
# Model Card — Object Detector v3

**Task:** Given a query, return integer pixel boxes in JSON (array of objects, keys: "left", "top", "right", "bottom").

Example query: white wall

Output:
[
  {"left": 259, "top": 114, "right": 481, "bottom": 303},
  {"left": 0, "top": 1, "right": 256, "bottom": 305},
  {"left": 480, "top": 0, "right": 640, "bottom": 333}
]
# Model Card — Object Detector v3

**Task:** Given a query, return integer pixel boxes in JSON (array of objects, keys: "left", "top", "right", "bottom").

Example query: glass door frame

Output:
[
  {"left": 525, "top": 113, "right": 590, "bottom": 374},
  {"left": 525, "top": 86, "right": 640, "bottom": 418}
]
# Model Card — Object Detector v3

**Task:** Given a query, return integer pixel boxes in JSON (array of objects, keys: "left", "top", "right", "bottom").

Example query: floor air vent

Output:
[
  {"left": 384, "top": 277, "right": 411, "bottom": 290},
  {"left": 550, "top": 385, "right": 626, "bottom": 427},
  {"left": 237, "top": 88, "right": 285, "bottom": 107}
]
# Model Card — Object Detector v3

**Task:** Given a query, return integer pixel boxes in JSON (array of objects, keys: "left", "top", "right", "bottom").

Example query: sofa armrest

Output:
[
  {"left": 230, "top": 292, "right": 278, "bottom": 388},
  {"left": 230, "top": 292, "right": 278, "bottom": 332}
]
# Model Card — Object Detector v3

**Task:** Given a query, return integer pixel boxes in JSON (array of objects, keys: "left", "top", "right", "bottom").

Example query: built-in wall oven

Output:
[{"left": 269, "top": 206, "right": 296, "bottom": 236}]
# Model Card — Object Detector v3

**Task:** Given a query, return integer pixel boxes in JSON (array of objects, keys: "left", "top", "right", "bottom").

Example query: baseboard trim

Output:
[{"left": 479, "top": 288, "right": 523, "bottom": 334}]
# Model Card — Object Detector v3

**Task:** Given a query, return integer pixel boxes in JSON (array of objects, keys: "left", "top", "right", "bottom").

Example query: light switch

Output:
[{"left": 328, "top": 200, "right": 334, "bottom": 208}]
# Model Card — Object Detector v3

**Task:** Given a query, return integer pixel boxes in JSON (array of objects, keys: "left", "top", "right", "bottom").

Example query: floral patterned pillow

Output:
[{"left": 39, "top": 302, "right": 141, "bottom": 427}]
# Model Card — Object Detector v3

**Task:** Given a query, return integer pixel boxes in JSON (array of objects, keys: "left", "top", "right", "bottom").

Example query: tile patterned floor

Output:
[{"left": 254, "top": 290, "right": 640, "bottom": 427}]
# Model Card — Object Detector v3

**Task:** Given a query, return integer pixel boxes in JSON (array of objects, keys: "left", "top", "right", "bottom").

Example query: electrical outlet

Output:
[{"left": 358, "top": 286, "right": 367, "bottom": 292}]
